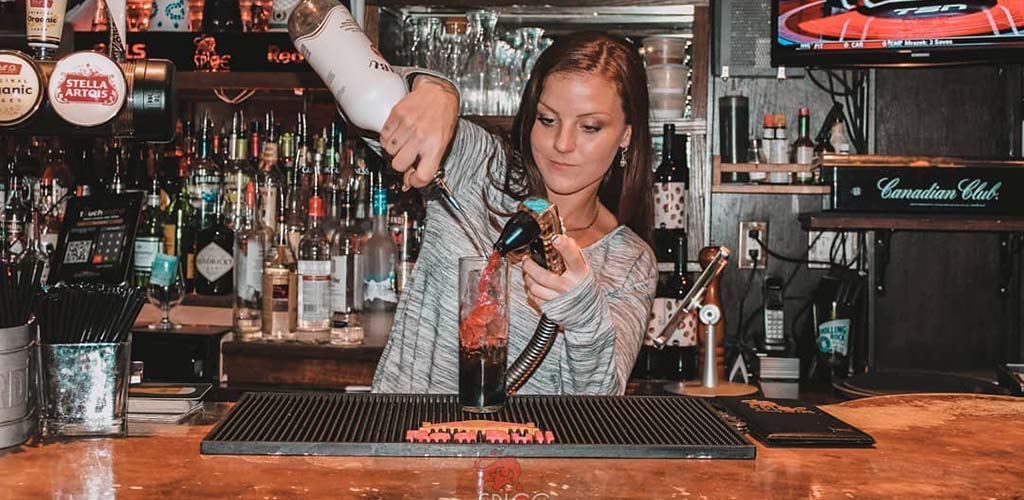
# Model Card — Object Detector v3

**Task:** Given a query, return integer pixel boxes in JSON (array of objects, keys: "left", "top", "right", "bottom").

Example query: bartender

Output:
[{"left": 371, "top": 32, "right": 658, "bottom": 395}]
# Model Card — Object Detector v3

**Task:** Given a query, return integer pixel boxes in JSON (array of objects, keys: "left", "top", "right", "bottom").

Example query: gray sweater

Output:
[{"left": 371, "top": 119, "right": 657, "bottom": 395}]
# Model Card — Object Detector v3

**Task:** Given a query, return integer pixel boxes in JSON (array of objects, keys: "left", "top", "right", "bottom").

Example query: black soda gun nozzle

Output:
[{"left": 493, "top": 198, "right": 566, "bottom": 275}]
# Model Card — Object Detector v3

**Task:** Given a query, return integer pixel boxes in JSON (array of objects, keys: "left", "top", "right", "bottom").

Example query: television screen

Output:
[{"left": 773, "top": 0, "right": 1024, "bottom": 67}]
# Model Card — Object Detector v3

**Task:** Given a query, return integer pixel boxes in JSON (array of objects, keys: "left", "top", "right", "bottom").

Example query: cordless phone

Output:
[{"left": 763, "top": 276, "right": 787, "bottom": 354}]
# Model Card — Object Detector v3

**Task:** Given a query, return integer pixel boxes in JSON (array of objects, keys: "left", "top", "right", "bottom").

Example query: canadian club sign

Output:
[
  {"left": 47, "top": 51, "right": 126, "bottom": 127},
  {"left": 826, "top": 162, "right": 1024, "bottom": 214}
]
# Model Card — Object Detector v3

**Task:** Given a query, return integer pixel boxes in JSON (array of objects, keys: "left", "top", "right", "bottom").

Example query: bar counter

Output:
[{"left": 1, "top": 393, "right": 1022, "bottom": 499}]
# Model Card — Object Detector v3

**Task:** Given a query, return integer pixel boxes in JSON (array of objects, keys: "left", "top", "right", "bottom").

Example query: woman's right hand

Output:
[{"left": 379, "top": 75, "right": 460, "bottom": 190}]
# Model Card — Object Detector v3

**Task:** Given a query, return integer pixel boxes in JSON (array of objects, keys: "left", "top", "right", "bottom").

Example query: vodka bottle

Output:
[
  {"left": 288, "top": 0, "right": 407, "bottom": 132},
  {"left": 330, "top": 192, "right": 363, "bottom": 335},
  {"left": 234, "top": 182, "right": 272, "bottom": 339},
  {"left": 296, "top": 195, "right": 331, "bottom": 341},
  {"left": 363, "top": 185, "right": 397, "bottom": 311}
]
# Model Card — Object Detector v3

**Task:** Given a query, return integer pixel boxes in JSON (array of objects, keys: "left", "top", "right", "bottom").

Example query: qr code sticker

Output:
[{"left": 64, "top": 240, "right": 93, "bottom": 264}]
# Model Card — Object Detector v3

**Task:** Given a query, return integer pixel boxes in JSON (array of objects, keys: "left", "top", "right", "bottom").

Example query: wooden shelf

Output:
[
  {"left": 181, "top": 293, "right": 234, "bottom": 308},
  {"left": 715, "top": 184, "right": 830, "bottom": 195},
  {"left": 712, "top": 156, "right": 829, "bottom": 195},
  {"left": 175, "top": 71, "right": 328, "bottom": 91},
  {"left": 800, "top": 211, "right": 1024, "bottom": 232}
]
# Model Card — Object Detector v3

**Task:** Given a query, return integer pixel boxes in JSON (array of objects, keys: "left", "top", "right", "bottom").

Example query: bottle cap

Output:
[
  {"left": 308, "top": 196, "right": 324, "bottom": 217},
  {"left": 776, "top": 114, "right": 787, "bottom": 127},
  {"left": 245, "top": 181, "right": 256, "bottom": 206},
  {"left": 764, "top": 115, "right": 776, "bottom": 127},
  {"left": 799, "top": 107, "right": 810, "bottom": 116}
]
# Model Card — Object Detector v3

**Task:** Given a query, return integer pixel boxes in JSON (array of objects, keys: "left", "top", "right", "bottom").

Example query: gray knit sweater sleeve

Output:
[{"left": 371, "top": 119, "right": 657, "bottom": 396}]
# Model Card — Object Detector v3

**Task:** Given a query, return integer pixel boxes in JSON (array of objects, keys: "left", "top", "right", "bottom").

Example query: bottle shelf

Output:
[{"left": 711, "top": 156, "right": 830, "bottom": 195}]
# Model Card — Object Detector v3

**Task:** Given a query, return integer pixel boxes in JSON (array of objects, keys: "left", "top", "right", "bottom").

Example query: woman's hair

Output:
[{"left": 487, "top": 31, "right": 654, "bottom": 245}]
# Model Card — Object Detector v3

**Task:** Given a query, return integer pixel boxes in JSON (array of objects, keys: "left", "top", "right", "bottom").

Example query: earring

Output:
[{"left": 619, "top": 148, "right": 628, "bottom": 169}]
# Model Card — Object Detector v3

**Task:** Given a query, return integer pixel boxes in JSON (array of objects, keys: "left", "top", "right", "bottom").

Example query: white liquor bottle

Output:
[
  {"left": 362, "top": 185, "right": 397, "bottom": 312},
  {"left": 296, "top": 195, "right": 331, "bottom": 341},
  {"left": 288, "top": 0, "right": 407, "bottom": 133},
  {"left": 234, "top": 182, "right": 272, "bottom": 339}
]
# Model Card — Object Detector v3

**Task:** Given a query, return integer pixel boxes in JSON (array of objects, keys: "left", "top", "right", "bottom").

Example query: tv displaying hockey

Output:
[{"left": 773, "top": 0, "right": 1024, "bottom": 66}]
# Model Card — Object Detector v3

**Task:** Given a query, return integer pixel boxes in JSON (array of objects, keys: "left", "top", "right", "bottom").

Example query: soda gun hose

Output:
[{"left": 493, "top": 198, "right": 566, "bottom": 395}]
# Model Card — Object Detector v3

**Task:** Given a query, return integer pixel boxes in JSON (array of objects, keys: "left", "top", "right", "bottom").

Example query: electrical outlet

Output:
[
  {"left": 807, "top": 231, "right": 859, "bottom": 269},
  {"left": 738, "top": 221, "right": 768, "bottom": 269}
]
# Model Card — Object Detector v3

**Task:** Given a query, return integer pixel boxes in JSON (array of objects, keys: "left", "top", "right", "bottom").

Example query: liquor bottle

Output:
[
  {"left": 390, "top": 187, "right": 422, "bottom": 295},
  {"left": 347, "top": 142, "right": 371, "bottom": 241},
  {"left": 284, "top": 147, "right": 308, "bottom": 257},
  {"left": 201, "top": 0, "right": 243, "bottom": 32},
  {"left": 262, "top": 211, "right": 298, "bottom": 340},
  {"left": 278, "top": 132, "right": 296, "bottom": 187},
  {"left": 652, "top": 124, "right": 687, "bottom": 272},
  {"left": 330, "top": 190, "right": 363, "bottom": 335},
  {"left": 4, "top": 159, "right": 29, "bottom": 260},
  {"left": 106, "top": 140, "right": 128, "bottom": 194},
  {"left": 194, "top": 198, "right": 234, "bottom": 296},
  {"left": 165, "top": 156, "right": 198, "bottom": 292},
  {"left": 288, "top": 0, "right": 408, "bottom": 133},
  {"left": 224, "top": 122, "right": 255, "bottom": 230},
  {"left": 188, "top": 120, "right": 223, "bottom": 230},
  {"left": 127, "top": 143, "right": 149, "bottom": 192},
  {"left": 793, "top": 107, "right": 816, "bottom": 184},
  {"left": 249, "top": 119, "right": 263, "bottom": 166},
  {"left": 134, "top": 179, "right": 164, "bottom": 287},
  {"left": 363, "top": 182, "right": 397, "bottom": 311},
  {"left": 234, "top": 182, "right": 271, "bottom": 339},
  {"left": 661, "top": 234, "right": 696, "bottom": 381},
  {"left": 34, "top": 173, "right": 62, "bottom": 263},
  {"left": 257, "top": 122, "right": 283, "bottom": 235},
  {"left": 297, "top": 195, "right": 331, "bottom": 341},
  {"left": 41, "top": 143, "right": 72, "bottom": 214}
]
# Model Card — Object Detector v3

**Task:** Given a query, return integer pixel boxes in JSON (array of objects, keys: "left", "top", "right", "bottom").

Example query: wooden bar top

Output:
[{"left": 1, "top": 394, "right": 1022, "bottom": 499}]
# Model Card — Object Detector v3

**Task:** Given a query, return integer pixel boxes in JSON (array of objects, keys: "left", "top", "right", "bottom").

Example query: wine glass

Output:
[{"left": 146, "top": 253, "right": 185, "bottom": 330}]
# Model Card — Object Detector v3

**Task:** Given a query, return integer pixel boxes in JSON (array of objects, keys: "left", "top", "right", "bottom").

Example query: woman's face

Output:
[{"left": 530, "top": 71, "right": 632, "bottom": 199}]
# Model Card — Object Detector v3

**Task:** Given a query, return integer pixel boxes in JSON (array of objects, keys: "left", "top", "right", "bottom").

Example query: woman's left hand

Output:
[{"left": 522, "top": 235, "right": 590, "bottom": 308}]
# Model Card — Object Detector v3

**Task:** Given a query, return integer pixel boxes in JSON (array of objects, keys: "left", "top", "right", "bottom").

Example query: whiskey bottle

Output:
[{"left": 262, "top": 211, "right": 298, "bottom": 340}]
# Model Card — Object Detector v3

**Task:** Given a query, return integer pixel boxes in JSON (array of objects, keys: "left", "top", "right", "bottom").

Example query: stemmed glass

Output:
[{"left": 146, "top": 253, "right": 186, "bottom": 330}]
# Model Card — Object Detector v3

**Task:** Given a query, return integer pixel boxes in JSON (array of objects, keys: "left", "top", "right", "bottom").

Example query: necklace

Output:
[{"left": 564, "top": 206, "right": 600, "bottom": 233}]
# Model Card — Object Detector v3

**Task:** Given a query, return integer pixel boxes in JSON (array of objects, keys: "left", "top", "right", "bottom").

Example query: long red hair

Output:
[{"left": 485, "top": 31, "right": 654, "bottom": 244}]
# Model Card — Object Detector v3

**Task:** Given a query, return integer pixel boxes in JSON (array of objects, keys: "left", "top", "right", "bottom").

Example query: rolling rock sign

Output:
[
  {"left": 0, "top": 51, "right": 44, "bottom": 128},
  {"left": 47, "top": 51, "right": 127, "bottom": 128}
]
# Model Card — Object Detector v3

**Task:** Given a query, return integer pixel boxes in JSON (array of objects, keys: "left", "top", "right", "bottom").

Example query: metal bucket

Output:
[
  {"left": 41, "top": 341, "right": 131, "bottom": 438},
  {"left": 0, "top": 324, "right": 37, "bottom": 449}
]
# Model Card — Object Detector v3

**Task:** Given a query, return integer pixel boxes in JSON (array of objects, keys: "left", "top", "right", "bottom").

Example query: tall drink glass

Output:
[{"left": 458, "top": 254, "right": 508, "bottom": 413}]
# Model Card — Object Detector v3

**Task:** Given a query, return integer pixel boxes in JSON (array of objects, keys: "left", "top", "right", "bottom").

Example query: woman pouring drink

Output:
[{"left": 371, "top": 32, "right": 658, "bottom": 396}]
